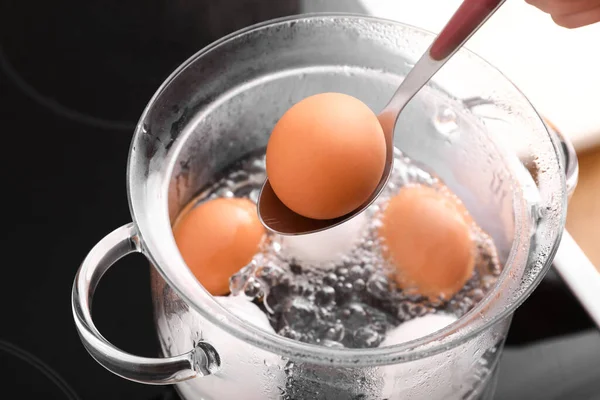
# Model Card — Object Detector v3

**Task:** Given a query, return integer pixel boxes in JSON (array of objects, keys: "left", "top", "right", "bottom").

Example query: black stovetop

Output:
[{"left": 1, "top": 1, "right": 599, "bottom": 399}]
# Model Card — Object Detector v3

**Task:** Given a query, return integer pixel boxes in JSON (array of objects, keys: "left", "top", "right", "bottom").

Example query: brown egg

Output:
[
  {"left": 266, "top": 92, "right": 386, "bottom": 220},
  {"left": 173, "top": 197, "right": 265, "bottom": 295},
  {"left": 379, "top": 184, "right": 475, "bottom": 300}
]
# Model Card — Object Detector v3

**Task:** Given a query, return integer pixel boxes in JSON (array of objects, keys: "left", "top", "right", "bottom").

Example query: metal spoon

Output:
[{"left": 258, "top": 0, "right": 506, "bottom": 235}]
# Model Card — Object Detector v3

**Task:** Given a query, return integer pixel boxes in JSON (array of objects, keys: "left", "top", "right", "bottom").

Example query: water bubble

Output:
[
  {"left": 362, "top": 264, "right": 375, "bottom": 277},
  {"left": 349, "top": 265, "right": 363, "bottom": 280},
  {"left": 256, "top": 264, "right": 285, "bottom": 287},
  {"left": 279, "top": 327, "right": 302, "bottom": 341},
  {"left": 229, "top": 263, "right": 256, "bottom": 295},
  {"left": 321, "top": 339, "right": 344, "bottom": 348},
  {"left": 353, "top": 327, "right": 383, "bottom": 348},
  {"left": 229, "top": 170, "right": 247, "bottom": 181},
  {"left": 412, "top": 304, "right": 428, "bottom": 317},
  {"left": 353, "top": 279, "right": 366, "bottom": 292},
  {"left": 323, "top": 273, "right": 338, "bottom": 285},
  {"left": 324, "top": 322, "right": 345, "bottom": 342},
  {"left": 315, "top": 286, "right": 336, "bottom": 307},
  {"left": 184, "top": 150, "right": 502, "bottom": 350},
  {"left": 250, "top": 158, "right": 266, "bottom": 172},
  {"left": 482, "top": 276, "right": 497, "bottom": 290},
  {"left": 348, "top": 302, "right": 366, "bottom": 316},
  {"left": 270, "top": 239, "right": 282, "bottom": 254},
  {"left": 216, "top": 187, "right": 234, "bottom": 198},
  {"left": 334, "top": 282, "right": 350, "bottom": 302},
  {"left": 471, "top": 288, "right": 485, "bottom": 302},
  {"left": 243, "top": 278, "right": 263, "bottom": 298},
  {"left": 290, "top": 262, "right": 303, "bottom": 275},
  {"left": 366, "top": 275, "right": 391, "bottom": 299},
  {"left": 397, "top": 301, "right": 422, "bottom": 321},
  {"left": 283, "top": 361, "right": 295, "bottom": 376},
  {"left": 283, "top": 298, "right": 317, "bottom": 330},
  {"left": 265, "top": 284, "right": 292, "bottom": 313}
]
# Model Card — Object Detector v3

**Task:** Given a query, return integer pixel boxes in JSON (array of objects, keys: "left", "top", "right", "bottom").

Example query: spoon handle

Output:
[
  {"left": 382, "top": 0, "right": 505, "bottom": 119},
  {"left": 430, "top": 0, "right": 505, "bottom": 61}
]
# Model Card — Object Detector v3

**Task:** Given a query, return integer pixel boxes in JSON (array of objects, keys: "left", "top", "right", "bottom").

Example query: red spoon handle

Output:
[{"left": 430, "top": 0, "right": 504, "bottom": 61}]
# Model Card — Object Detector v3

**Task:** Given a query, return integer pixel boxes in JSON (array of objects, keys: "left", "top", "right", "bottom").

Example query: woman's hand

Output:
[{"left": 527, "top": 0, "right": 600, "bottom": 28}]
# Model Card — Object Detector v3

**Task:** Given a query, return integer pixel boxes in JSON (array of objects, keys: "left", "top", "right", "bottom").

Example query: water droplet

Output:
[{"left": 433, "top": 106, "right": 459, "bottom": 140}]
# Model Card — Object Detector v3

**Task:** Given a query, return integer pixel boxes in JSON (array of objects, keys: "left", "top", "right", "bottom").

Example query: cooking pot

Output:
[{"left": 72, "top": 15, "right": 575, "bottom": 399}]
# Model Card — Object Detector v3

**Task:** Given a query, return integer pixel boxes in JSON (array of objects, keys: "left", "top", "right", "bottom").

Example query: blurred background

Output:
[{"left": 0, "top": 0, "right": 599, "bottom": 399}]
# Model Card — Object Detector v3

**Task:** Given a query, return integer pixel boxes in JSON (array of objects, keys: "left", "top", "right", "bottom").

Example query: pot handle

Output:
[
  {"left": 71, "top": 223, "right": 220, "bottom": 384},
  {"left": 550, "top": 123, "right": 578, "bottom": 199}
]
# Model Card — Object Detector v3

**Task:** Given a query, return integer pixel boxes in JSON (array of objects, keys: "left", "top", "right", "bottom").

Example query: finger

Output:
[
  {"left": 526, "top": 0, "right": 600, "bottom": 15},
  {"left": 552, "top": 6, "right": 600, "bottom": 27}
]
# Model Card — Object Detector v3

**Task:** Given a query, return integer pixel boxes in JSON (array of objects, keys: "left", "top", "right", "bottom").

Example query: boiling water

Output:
[{"left": 181, "top": 149, "right": 502, "bottom": 349}]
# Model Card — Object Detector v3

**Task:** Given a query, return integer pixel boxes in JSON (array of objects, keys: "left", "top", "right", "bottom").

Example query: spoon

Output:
[{"left": 258, "top": 0, "right": 506, "bottom": 235}]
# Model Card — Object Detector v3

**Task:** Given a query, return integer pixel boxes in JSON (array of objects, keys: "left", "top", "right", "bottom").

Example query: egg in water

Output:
[
  {"left": 379, "top": 184, "right": 475, "bottom": 300},
  {"left": 173, "top": 197, "right": 265, "bottom": 295},
  {"left": 266, "top": 92, "right": 386, "bottom": 220}
]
